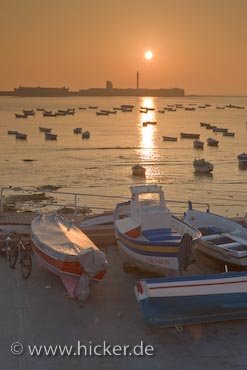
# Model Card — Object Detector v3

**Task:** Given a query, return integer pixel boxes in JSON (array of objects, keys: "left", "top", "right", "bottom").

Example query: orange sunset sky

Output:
[{"left": 1, "top": 0, "right": 247, "bottom": 94}]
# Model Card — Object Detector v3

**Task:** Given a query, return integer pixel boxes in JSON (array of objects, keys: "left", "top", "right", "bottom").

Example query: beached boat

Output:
[
  {"left": 73, "top": 128, "right": 82, "bottom": 134},
  {"left": 82, "top": 131, "right": 90, "bottom": 139},
  {"left": 114, "top": 185, "right": 201, "bottom": 276},
  {"left": 15, "top": 113, "right": 27, "bottom": 118},
  {"left": 223, "top": 132, "right": 235, "bottom": 137},
  {"left": 132, "top": 164, "right": 146, "bottom": 177},
  {"left": 193, "top": 140, "right": 204, "bottom": 149},
  {"left": 45, "top": 132, "right": 57, "bottom": 140},
  {"left": 184, "top": 205, "right": 247, "bottom": 269},
  {"left": 180, "top": 132, "right": 200, "bottom": 139},
  {"left": 15, "top": 132, "right": 27, "bottom": 139},
  {"left": 162, "top": 136, "right": 177, "bottom": 142},
  {"left": 39, "top": 127, "right": 52, "bottom": 133},
  {"left": 134, "top": 271, "right": 247, "bottom": 327},
  {"left": 207, "top": 137, "right": 219, "bottom": 146},
  {"left": 31, "top": 214, "right": 107, "bottom": 299},
  {"left": 193, "top": 159, "right": 213, "bottom": 173}
]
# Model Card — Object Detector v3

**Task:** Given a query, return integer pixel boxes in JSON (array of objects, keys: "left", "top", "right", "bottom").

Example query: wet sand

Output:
[{"left": 1, "top": 246, "right": 247, "bottom": 370}]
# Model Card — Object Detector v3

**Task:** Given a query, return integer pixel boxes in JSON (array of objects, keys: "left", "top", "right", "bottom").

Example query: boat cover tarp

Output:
[{"left": 31, "top": 214, "right": 105, "bottom": 263}]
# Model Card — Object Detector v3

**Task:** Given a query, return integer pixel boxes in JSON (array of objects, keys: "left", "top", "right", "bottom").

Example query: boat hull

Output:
[{"left": 135, "top": 272, "right": 247, "bottom": 327}]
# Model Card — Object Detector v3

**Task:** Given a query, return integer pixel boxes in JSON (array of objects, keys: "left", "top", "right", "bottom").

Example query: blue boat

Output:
[
  {"left": 114, "top": 185, "right": 201, "bottom": 276},
  {"left": 134, "top": 272, "right": 247, "bottom": 327}
]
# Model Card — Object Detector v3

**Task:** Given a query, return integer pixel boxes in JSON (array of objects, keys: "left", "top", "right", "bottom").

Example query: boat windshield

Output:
[{"left": 138, "top": 193, "right": 161, "bottom": 207}]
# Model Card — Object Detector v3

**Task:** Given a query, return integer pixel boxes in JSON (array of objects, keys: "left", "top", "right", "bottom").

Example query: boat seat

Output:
[
  {"left": 216, "top": 242, "right": 242, "bottom": 249},
  {"left": 198, "top": 227, "right": 224, "bottom": 236},
  {"left": 142, "top": 228, "right": 182, "bottom": 243},
  {"left": 202, "top": 234, "right": 223, "bottom": 241}
]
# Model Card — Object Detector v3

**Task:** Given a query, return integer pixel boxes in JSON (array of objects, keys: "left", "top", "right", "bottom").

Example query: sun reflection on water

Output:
[{"left": 137, "top": 97, "right": 160, "bottom": 179}]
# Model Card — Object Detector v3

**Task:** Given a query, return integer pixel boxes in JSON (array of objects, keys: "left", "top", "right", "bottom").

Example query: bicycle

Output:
[{"left": 9, "top": 237, "right": 32, "bottom": 279}]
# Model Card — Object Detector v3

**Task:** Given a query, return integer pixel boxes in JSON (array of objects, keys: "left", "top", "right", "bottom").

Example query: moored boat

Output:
[
  {"left": 207, "top": 137, "right": 219, "bottom": 146},
  {"left": 213, "top": 127, "right": 228, "bottom": 133},
  {"left": 16, "top": 132, "right": 27, "bottom": 139},
  {"left": 114, "top": 185, "right": 201, "bottom": 276},
  {"left": 39, "top": 127, "right": 52, "bottom": 133},
  {"left": 15, "top": 113, "right": 27, "bottom": 118},
  {"left": 193, "top": 158, "right": 213, "bottom": 173},
  {"left": 238, "top": 153, "right": 247, "bottom": 168},
  {"left": 131, "top": 164, "right": 146, "bottom": 177},
  {"left": 31, "top": 213, "right": 107, "bottom": 299},
  {"left": 73, "top": 128, "right": 82, "bottom": 134},
  {"left": 162, "top": 136, "right": 177, "bottom": 142},
  {"left": 134, "top": 272, "right": 247, "bottom": 327},
  {"left": 181, "top": 132, "right": 200, "bottom": 139},
  {"left": 45, "top": 132, "right": 57, "bottom": 140},
  {"left": 8, "top": 130, "right": 18, "bottom": 135},
  {"left": 223, "top": 132, "right": 235, "bottom": 137},
  {"left": 193, "top": 140, "right": 204, "bottom": 149},
  {"left": 82, "top": 130, "right": 90, "bottom": 139}
]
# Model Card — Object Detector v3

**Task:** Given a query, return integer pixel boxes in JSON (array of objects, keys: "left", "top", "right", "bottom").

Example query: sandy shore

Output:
[{"left": 1, "top": 245, "right": 247, "bottom": 370}]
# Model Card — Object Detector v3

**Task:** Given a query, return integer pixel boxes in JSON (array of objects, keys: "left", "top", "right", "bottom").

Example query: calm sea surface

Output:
[{"left": 0, "top": 96, "right": 246, "bottom": 217}]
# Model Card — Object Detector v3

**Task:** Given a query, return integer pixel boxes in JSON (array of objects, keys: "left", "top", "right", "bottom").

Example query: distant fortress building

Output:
[{"left": 14, "top": 86, "right": 69, "bottom": 97}]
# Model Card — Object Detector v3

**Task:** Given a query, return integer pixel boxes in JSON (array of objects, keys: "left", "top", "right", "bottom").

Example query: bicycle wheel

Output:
[
  {"left": 9, "top": 246, "right": 18, "bottom": 268},
  {"left": 21, "top": 251, "right": 32, "bottom": 279}
]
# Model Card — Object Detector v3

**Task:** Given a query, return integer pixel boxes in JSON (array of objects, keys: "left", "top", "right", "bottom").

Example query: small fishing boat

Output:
[
  {"left": 184, "top": 204, "right": 247, "bottom": 269},
  {"left": 7, "top": 130, "right": 18, "bottom": 135},
  {"left": 88, "top": 106, "right": 98, "bottom": 109},
  {"left": 132, "top": 164, "right": 146, "bottom": 177},
  {"left": 193, "top": 140, "right": 204, "bottom": 149},
  {"left": 31, "top": 214, "right": 107, "bottom": 299},
  {"left": 73, "top": 128, "right": 82, "bottom": 134},
  {"left": 39, "top": 127, "right": 52, "bottom": 133},
  {"left": 36, "top": 108, "right": 45, "bottom": 111},
  {"left": 223, "top": 132, "right": 235, "bottom": 137},
  {"left": 213, "top": 127, "right": 228, "bottom": 133},
  {"left": 82, "top": 131, "right": 90, "bottom": 139},
  {"left": 134, "top": 272, "right": 247, "bottom": 327},
  {"left": 45, "top": 132, "right": 57, "bottom": 140},
  {"left": 200, "top": 122, "right": 211, "bottom": 128},
  {"left": 96, "top": 111, "right": 109, "bottom": 116},
  {"left": 193, "top": 159, "right": 213, "bottom": 173},
  {"left": 15, "top": 132, "right": 27, "bottom": 139},
  {"left": 43, "top": 111, "right": 57, "bottom": 117},
  {"left": 238, "top": 153, "right": 247, "bottom": 168},
  {"left": 216, "top": 106, "right": 225, "bottom": 109},
  {"left": 158, "top": 110, "right": 165, "bottom": 113},
  {"left": 15, "top": 113, "right": 27, "bottom": 118},
  {"left": 207, "top": 137, "right": 219, "bottom": 146},
  {"left": 78, "top": 107, "right": 87, "bottom": 110},
  {"left": 162, "top": 136, "right": 177, "bottom": 142},
  {"left": 185, "top": 107, "right": 196, "bottom": 111},
  {"left": 206, "top": 125, "right": 217, "bottom": 130},
  {"left": 23, "top": 109, "right": 35, "bottom": 116},
  {"left": 180, "top": 132, "right": 200, "bottom": 139},
  {"left": 114, "top": 185, "right": 201, "bottom": 276},
  {"left": 143, "top": 121, "right": 157, "bottom": 125}
]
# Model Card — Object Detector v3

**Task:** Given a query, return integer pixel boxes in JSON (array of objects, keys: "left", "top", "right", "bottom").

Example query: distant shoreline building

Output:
[
  {"left": 0, "top": 84, "right": 184, "bottom": 97},
  {"left": 13, "top": 86, "right": 69, "bottom": 97},
  {"left": 78, "top": 87, "right": 184, "bottom": 97}
]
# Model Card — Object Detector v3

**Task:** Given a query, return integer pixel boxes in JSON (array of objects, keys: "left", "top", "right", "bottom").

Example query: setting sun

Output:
[{"left": 144, "top": 50, "right": 153, "bottom": 60}]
